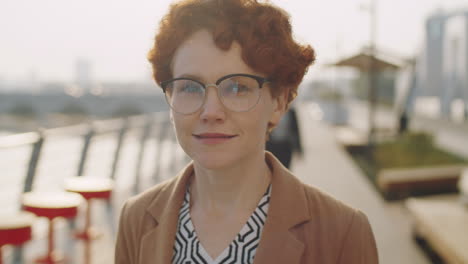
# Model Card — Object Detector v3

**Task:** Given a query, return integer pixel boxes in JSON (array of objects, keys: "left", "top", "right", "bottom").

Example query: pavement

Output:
[{"left": 291, "top": 102, "right": 430, "bottom": 264}]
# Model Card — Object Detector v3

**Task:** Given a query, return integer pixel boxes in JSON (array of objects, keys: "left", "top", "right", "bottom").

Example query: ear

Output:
[{"left": 268, "top": 91, "right": 288, "bottom": 128}]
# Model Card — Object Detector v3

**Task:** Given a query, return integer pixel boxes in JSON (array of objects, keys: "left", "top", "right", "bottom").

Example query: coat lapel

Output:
[
  {"left": 139, "top": 163, "right": 194, "bottom": 264},
  {"left": 253, "top": 217, "right": 306, "bottom": 264},
  {"left": 254, "top": 152, "right": 311, "bottom": 264}
]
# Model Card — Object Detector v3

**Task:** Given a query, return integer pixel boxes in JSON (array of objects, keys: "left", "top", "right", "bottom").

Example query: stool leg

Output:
[
  {"left": 85, "top": 199, "right": 91, "bottom": 237},
  {"left": 13, "top": 246, "right": 23, "bottom": 264},
  {"left": 48, "top": 219, "right": 54, "bottom": 260},
  {"left": 36, "top": 218, "right": 64, "bottom": 264},
  {"left": 65, "top": 218, "right": 76, "bottom": 262},
  {"left": 106, "top": 199, "right": 115, "bottom": 239},
  {"left": 76, "top": 199, "right": 103, "bottom": 242},
  {"left": 0, "top": 245, "right": 3, "bottom": 264},
  {"left": 76, "top": 199, "right": 93, "bottom": 241},
  {"left": 75, "top": 200, "right": 93, "bottom": 264},
  {"left": 84, "top": 200, "right": 91, "bottom": 264},
  {"left": 84, "top": 239, "right": 91, "bottom": 264}
]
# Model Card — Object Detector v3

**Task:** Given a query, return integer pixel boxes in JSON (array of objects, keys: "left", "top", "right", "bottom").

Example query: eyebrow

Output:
[{"left": 174, "top": 73, "right": 204, "bottom": 82}]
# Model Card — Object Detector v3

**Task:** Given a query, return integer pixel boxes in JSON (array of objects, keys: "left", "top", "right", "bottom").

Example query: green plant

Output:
[{"left": 374, "top": 132, "right": 466, "bottom": 169}]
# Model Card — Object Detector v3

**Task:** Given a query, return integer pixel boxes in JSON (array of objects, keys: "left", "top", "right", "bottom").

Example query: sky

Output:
[{"left": 1, "top": 0, "right": 468, "bottom": 85}]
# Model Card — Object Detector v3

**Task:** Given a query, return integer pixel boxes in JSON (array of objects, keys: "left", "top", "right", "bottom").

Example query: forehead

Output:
[{"left": 171, "top": 30, "right": 260, "bottom": 81}]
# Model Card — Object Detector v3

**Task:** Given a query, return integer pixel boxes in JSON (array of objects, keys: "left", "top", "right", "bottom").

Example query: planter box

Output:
[{"left": 377, "top": 165, "right": 467, "bottom": 200}]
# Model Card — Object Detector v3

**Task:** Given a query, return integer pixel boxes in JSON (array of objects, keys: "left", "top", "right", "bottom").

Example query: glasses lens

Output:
[
  {"left": 165, "top": 80, "right": 205, "bottom": 114},
  {"left": 218, "top": 76, "right": 261, "bottom": 112}
]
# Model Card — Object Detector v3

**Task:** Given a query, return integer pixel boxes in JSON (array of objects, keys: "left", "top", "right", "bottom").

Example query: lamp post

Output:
[{"left": 368, "top": 0, "right": 377, "bottom": 145}]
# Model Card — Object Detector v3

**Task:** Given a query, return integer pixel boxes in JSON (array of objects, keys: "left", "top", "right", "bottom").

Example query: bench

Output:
[
  {"left": 406, "top": 195, "right": 468, "bottom": 264},
  {"left": 377, "top": 165, "right": 467, "bottom": 200}
]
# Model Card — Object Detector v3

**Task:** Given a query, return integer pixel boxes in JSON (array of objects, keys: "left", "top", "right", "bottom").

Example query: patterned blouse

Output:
[{"left": 172, "top": 184, "right": 272, "bottom": 264}]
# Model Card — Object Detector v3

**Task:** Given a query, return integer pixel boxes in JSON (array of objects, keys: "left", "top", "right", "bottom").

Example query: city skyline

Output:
[{"left": 2, "top": 0, "right": 468, "bottom": 86}]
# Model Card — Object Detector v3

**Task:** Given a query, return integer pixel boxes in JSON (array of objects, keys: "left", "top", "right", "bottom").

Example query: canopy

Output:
[{"left": 331, "top": 52, "right": 400, "bottom": 71}]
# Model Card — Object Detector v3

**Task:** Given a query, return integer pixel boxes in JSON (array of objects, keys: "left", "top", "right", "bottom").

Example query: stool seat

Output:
[
  {"left": 22, "top": 192, "right": 82, "bottom": 219},
  {"left": 64, "top": 177, "right": 113, "bottom": 200},
  {"left": 0, "top": 212, "right": 35, "bottom": 246},
  {"left": 21, "top": 192, "right": 82, "bottom": 264},
  {"left": 63, "top": 177, "right": 114, "bottom": 264}
]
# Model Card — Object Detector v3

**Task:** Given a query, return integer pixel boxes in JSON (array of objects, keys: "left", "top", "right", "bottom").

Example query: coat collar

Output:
[
  {"left": 254, "top": 152, "right": 311, "bottom": 263},
  {"left": 139, "top": 151, "right": 311, "bottom": 264}
]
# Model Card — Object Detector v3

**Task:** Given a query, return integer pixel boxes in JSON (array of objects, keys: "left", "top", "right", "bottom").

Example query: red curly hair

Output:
[{"left": 148, "top": 0, "right": 316, "bottom": 105}]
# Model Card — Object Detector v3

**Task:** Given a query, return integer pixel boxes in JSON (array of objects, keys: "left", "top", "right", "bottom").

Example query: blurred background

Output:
[{"left": 1, "top": 0, "right": 468, "bottom": 263}]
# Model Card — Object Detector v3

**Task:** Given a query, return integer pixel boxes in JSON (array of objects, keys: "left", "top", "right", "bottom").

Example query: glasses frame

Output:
[{"left": 160, "top": 73, "right": 271, "bottom": 114}]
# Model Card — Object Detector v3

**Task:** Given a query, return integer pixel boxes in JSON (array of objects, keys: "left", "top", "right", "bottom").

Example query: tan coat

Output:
[{"left": 115, "top": 152, "right": 379, "bottom": 264}]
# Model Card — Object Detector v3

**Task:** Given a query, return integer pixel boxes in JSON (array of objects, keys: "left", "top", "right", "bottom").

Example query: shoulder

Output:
[
  {"left": 117, "top": 177, "right": 177, "bottom": 245},
  {"left": 115, "top": 176, "right": 179, "bottom": 263},
  {"left": 301, "top": 183, "right": 358, "bottom": 222},
  {"left": 121, "top": 176, "right": 178, "bottom": 219},
  {"left": 295, "top": 182, "right": 378, "bottom": 263},
  {"left": 300, "top": 182, "right": 371, "bottom": 235},
  {"left": 117, "top": 162, "right": 193, "bottom": 235}
]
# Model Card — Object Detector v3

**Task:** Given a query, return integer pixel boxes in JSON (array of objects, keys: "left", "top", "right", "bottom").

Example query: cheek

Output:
[
  {"left": 172, "top": 116, "right": 191, "bottom": 142},
  {"left": 247, "top": 112, "right": 270, "bottom": 140}
]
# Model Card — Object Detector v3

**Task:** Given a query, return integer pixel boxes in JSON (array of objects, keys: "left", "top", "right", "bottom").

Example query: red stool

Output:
[
  {"left": 64, "top": 177, "right": 113, "bottom": 264},
  {"left": 22, "top": 192, "right": 82, "bottom": 264},
  {"left": 0, "top": 212, "right": 35, "bottom": 264}
]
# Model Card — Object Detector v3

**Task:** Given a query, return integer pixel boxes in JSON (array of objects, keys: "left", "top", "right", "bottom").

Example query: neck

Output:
[{"left": 190, "top": 151, "right": 271, "bottom": 215}]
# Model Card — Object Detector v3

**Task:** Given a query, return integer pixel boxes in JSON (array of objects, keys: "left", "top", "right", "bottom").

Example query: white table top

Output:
[
  {"left": 64, "top": 176, "right": 114, "bottom": 193},
  {"left": 22, "top": 191, "right": 83, "bottom": 209},
  {"left": 0, "top": 211, "right": 36, "bottom": 229}
]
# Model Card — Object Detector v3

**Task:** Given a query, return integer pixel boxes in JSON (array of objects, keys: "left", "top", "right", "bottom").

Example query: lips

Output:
[{"left": 193, "top": 133, "right": 237, "bottom": 139}]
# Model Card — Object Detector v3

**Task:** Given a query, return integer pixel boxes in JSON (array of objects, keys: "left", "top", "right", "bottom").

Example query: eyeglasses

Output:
[{"left": 160, "top": 73, "right": 271, "bottom": 115}]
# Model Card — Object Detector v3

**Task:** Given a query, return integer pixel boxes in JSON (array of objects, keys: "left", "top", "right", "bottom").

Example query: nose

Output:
[{"left": 199, "top": 85, "right": 226, "bottom": 122}]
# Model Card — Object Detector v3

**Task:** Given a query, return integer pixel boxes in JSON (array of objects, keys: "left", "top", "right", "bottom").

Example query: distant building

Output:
[
  {"left": 74, "top": 58, "right": 93, "bottom": 93},
  {"left": 422, "top": 12, "right": 445, "bottom": 98},
  {"left": 416, "top": 9, "right": 468, "bottom": 119}
]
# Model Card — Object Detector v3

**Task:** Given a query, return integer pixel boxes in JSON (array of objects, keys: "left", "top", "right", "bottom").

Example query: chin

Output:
[{"left": 193, "top": 153, "right": 236, "bottom": 170}]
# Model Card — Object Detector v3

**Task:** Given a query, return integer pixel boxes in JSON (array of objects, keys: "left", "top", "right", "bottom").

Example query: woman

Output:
[{"left": 115, "top": 0, "right": 378, "bottom": 263}]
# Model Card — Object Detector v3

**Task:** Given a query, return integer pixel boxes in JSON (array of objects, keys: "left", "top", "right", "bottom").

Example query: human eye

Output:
[
  {"left": 175, "top": 80, "right": 202, "bottom": 94},
  {"left": 225, "top": 80, "right": 253, "bottom": 96},
  {"left": 233, "top": 82, "right": 250, "bottom": 93}
]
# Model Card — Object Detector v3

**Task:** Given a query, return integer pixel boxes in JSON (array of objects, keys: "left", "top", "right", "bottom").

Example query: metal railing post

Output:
[
  {"left": 109, "top": 119, "right": 128, "bottom": 180},
  {"left": 152, "top": 115, "right": 169, "bottom": 183},
  {"left": 133, "top": 116, "right": 153, "bottom": 194},
  {"left": 77, "top": 126, "right": 94, "bottom": 177},
  {"left": 23, "top": 132, "right": 44, "bottom": 193},
  {"left": 168, "top": 126, "right": 179, "bottom": 175}
]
